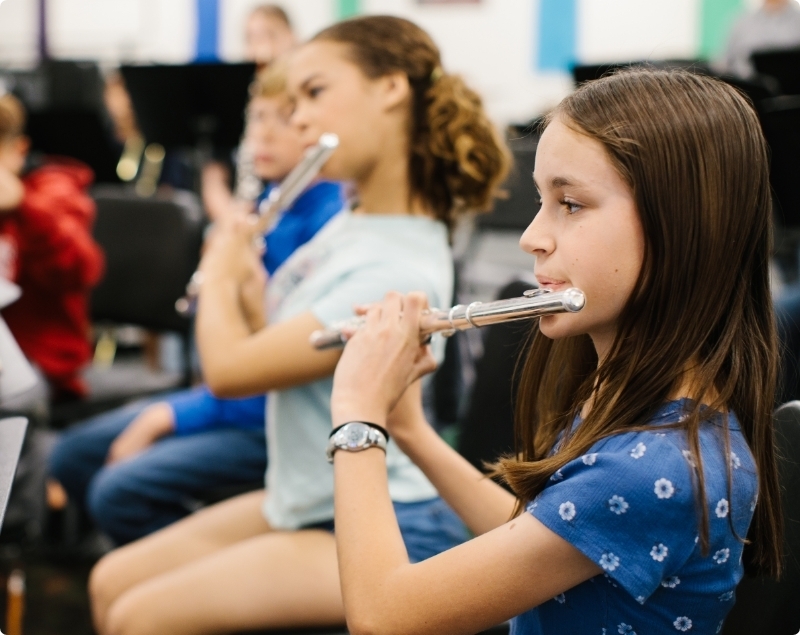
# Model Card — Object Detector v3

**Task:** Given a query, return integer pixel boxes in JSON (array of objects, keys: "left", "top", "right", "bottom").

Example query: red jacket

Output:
[{"left": 0, "top": 161, "right": 104, "bottom": 398}]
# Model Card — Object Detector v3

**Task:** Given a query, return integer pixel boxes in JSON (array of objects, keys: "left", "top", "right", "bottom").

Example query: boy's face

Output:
[
  {"left": 0, "top": 136, "right": 29, "bottom": 176},
  {"left": 246, "top": 95, "right": 304, "bottom": 182}
]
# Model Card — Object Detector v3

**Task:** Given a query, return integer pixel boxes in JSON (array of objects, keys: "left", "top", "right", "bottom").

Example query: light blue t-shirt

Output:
[
  {"left": 263, "top": 211, "right": 453, "bottom": 529},
  {"left": 512, "top": 400, "right": 757, "bottom": 635}
]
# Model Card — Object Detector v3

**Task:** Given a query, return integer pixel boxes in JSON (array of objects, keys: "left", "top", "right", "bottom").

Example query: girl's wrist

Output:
[{"left": 331, "top": 399, "right": 388, "bottom": 429}]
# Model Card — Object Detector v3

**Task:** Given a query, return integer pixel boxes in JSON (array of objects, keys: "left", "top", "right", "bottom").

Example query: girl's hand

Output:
[
  {"left": 198, "top": 211, "right": 260, "bottom": 286},
  {"left": 106, "top": 403, "right": 175, "bottom": 465},
  {"left": 331, "top": 291, "right": 437, "bottom": 428}
]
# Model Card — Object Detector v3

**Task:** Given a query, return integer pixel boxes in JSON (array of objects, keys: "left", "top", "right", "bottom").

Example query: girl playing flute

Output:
[
  {"left": 329, "top": 69, "right": 780, "bottom": 635},
  {"left": 88, "top": 16, "right": 510, "bottom": 635}
]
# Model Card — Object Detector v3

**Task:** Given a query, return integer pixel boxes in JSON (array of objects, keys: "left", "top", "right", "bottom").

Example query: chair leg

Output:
[{"left": 6, "top": 568, "right": 25, "bottom": 635}]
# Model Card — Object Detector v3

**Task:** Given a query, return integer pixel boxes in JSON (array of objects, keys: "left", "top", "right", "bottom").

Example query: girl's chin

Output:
[{"left": 538, "top": 314, "right": 584, "bottom": 340}]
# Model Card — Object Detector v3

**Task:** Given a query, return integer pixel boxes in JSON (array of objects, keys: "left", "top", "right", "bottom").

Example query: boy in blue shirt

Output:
[{"left": 47, "top": 63, "right": 344, "bottom": 544}]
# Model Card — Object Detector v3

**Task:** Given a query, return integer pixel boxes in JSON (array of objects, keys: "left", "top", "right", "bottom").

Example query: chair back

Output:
[
  {"left": 90, "top": 186, "right": 204, "bottom": 334},
  {"left": 722, "top": 401, "right": 800, "bottom": 635}
]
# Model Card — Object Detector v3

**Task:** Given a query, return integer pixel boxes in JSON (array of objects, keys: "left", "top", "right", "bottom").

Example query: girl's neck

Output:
[{"left": 353, "top": 137, "right": 432, "bottom": 218}]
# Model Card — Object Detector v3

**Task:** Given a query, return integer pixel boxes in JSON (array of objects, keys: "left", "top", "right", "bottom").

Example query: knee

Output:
[
  {"left": 48, "top": 433, "right": 82, "bottom": 482},
  {"left": 89, "top": 551, "right": 128, "bottom": 633},
  {"left": 103, "top": 588, "right": 155, "bottom": 635},
  {"left": 87, "top": 468, "right": 131, "bottom": 537}
]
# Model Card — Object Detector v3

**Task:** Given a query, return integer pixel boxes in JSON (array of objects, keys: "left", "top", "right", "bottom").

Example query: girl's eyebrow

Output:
[
  {"left": 299, "top": 73, "right": 323, "bottom": 90},
  {"left": 532, "top": 175, "right": 581, "bottom": 190}
]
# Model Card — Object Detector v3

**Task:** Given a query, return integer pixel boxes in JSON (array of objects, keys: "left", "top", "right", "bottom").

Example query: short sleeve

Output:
[{"left": 529, "top": 434, "right": 698, "bottom": 602}]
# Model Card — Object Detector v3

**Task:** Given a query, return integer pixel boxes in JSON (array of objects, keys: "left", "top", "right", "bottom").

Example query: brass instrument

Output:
[{"left": 309, "top": 287, "right": 586, "bottom": 350}]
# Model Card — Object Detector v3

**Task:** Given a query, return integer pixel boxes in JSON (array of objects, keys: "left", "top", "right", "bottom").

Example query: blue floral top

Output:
[{"left": 511, "top": 399, "right": 757, "bottom": 635}]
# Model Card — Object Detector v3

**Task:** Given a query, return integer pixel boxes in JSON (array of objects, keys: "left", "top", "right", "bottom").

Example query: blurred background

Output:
[{"left": 0, "top": 1, "right": 799, "bottom": 633}]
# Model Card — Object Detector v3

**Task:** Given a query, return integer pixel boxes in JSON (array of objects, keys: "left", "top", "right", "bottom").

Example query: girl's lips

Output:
[{"left": 536, "top": 276, "right": 568, "bottom": 289}]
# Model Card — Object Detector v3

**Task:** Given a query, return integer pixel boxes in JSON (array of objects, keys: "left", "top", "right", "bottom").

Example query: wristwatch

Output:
[{"left": 327, "top": 422, "right": 388, "bottom": 463}]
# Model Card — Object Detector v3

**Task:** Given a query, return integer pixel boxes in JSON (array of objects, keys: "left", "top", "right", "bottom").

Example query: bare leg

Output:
[
  {"left": 103, "top": 528, "right": 343, "bottom": 635},
  {"left": 90, "top": 489, "right": 269, "bottom": 632}
]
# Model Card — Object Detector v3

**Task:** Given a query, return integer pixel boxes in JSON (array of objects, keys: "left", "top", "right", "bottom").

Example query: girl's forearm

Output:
[
  {"left": 333, "top": 449, "right": 410, "bottom": 635},
  {"left": 396, "top": 423, "right": 517, "bottom": 536},
  {"left": 196, "top": 274, "right": 252, "bottom": 390}
]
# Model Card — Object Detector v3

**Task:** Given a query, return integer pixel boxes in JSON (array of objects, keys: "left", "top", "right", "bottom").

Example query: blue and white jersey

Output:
[{"left": 512, "top": 399, "right": 757, "bottom": 635}]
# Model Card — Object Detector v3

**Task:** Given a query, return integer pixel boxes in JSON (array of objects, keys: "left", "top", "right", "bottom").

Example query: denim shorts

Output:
[{"left": 303, "top": 497, "right": 470, "bottom": 563}]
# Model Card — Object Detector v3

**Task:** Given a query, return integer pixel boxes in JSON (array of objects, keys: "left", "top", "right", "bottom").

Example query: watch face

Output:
[{"left": 343, "top": 424, "right": 369, "bottom": 449}]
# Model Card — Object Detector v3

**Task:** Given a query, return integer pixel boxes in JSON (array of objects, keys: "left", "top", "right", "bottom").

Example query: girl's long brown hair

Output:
[
  {"left": 496, "top": 69, "right": 782, "bottom": 578},
  {"left": 313, "top": 16, "right": 511, "bottom": 226}
]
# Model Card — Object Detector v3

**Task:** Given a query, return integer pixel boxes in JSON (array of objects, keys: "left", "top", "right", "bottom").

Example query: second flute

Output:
[{"left": 309, "top": 287, "right": 586, "bottom": 350}]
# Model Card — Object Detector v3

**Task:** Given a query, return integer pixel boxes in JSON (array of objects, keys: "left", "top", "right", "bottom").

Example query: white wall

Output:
[{"left": 0, "top": 0, "right": 777, "bottom": 124}]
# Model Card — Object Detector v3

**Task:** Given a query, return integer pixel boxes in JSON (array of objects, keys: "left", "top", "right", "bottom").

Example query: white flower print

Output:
[
  {"left": 618, "top": 624, "right": 636, "bottom": 635},
  {"left": 661, "top": 576, "right": 681, "bottom": 589},
  {"left": 730, "top": 451, "right": 741, "bottom": 469},
  {"left": 650, "top": 543, "right": 669, "bottom": 562},
  {"left": 630, "top": 442, "right": 647, "bottom": 459},
  {"left": 558, "top": 501, "right": 576, "bottom": 521},
  {"left": 715, "top": 498, "right": 729, "bottom": 518},
  {"left": 554, "top": 593, "right": 565, "bottom": 604},
  {"left": 681, "top": 449, "right": 696, "bottom": 468},
  {"left": 600, "top": 552, "right": 620, "bottom": 571},
  {"left": 582, "top": 453, "right": 598, "bottom": 466},
  {"left": 674, "top": 616, "right": 693, "bottom": 631},
  {"left": 718, "top": 590, "right": 734, "bottom": 601},
  {"left": 750, "top": 497, "right": 757, "bottom": 513},
  {"left": 655, "top": 478, "right": 675, "bottom": 499},
  {"left": 551, "top": 469, "right": 564, "bottom": 482},
  {"left": 608, "top": 495, "right": 629, "bottom": 515},
  {"left": 635, "top": 595, "right": 646, "bottom": 605},
  {"left": 713, "top": 548, "right": 730, "bottom": 564}
]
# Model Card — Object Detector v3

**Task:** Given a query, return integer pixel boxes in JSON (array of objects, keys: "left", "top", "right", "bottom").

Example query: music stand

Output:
[
  {"left": 0, "top": 417, "right": 28, "bottom": 532},
  {"left": 752, "top": 48, "right": 800, "bottom": 96},
  {"left": 120, "top": 63, "right": 256, "bottom": 151}
]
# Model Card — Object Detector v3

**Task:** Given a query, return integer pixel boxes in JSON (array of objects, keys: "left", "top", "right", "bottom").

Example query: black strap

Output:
[{"left": 330, "top": 421, "right": 390, "bottom": 442}]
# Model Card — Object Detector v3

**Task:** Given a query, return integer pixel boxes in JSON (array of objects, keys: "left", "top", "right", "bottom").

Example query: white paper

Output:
[{"left": 0, "top": 278, "right": 38, "bottom": 400}]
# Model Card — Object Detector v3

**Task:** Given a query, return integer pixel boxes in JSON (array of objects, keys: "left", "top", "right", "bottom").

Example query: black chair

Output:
[
  {"left": 92, "top": 186, "right": 204, "bottom": 374},
  {"left": 457, "top": 280, "right": 532, "bottom": 471},
  {"left": 478, "top": 139, "right": 538, "bottom": 231},
  {"left": 721, "top": 401, "right": 800, "bottom": 635}
]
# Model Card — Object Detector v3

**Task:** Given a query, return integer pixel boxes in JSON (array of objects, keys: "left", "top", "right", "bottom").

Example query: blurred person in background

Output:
[
  {"left": 245, "top": 4, "right": 296, "bottom": 69},
  {"left": 720, "top": 0, "right": 800, "bottom": 78},
  {"left": 46, "top": 62, "right": 345, "bottom": 545},
  {"left": 0, "top": 92, "right": 104, "bottom": 403},
  {"left": 202, "top": 5, "right": 298, "bottom": 222}
]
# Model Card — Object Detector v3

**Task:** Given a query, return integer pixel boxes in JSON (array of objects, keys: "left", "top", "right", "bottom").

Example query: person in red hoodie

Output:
[{"left": 0, "top": 93, "right": 104, "bottom": 401}]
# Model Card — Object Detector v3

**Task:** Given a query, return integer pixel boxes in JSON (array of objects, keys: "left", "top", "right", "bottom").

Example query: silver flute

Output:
[
  {"left": 309, "top": 287, "right": 586, "bottom": 350},
  {"left": 175, "top": 133, "right": 340, "bottom": 316}
]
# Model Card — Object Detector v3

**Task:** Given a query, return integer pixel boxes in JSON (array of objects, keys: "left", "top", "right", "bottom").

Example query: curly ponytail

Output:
[{"left": 313, "top": 16, "right": 511, "bottom": 225}]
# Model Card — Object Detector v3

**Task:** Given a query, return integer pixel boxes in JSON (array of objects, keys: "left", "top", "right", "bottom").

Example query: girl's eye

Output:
[
  {"left": 308, "top": 86, "right": 324, "bottom": 98},
  {"left": 561, "top": 199, "right": 582, "bottom": 214}
]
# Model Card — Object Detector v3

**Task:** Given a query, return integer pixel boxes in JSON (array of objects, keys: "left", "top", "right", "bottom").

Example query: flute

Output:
[
  {"left": 175, "top": 133, "right": 340, "bottom": 316},
  {"left": 309, "top": 287, "right": 586, "bottom": 350}
]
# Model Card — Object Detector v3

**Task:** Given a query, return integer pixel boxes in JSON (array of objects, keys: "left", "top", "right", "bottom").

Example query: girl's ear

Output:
[{"left": 375, "top": 71, "right": 411, "bottom": 112}]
